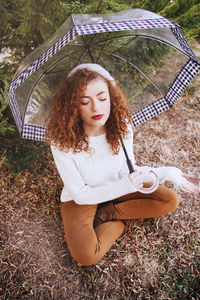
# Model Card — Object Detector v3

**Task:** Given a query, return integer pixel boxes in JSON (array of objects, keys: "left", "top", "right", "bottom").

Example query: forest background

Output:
[
  {"left": 0, "top": 0, "right": 200, "bottom": 137},
  {"left": 0, "top": 0, "right": 200, "bottom": 299}
]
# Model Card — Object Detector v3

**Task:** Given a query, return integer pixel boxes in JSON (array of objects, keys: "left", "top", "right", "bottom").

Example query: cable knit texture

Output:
[{"left": 51, "top": 125, "right": 182, "bottom": 205}]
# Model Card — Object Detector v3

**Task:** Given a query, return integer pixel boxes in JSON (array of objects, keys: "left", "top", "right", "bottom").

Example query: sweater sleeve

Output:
[
  {"left": 135, "top": 165, "right": 183, "bottom": 186},
  {"left": 51, "top": 146, "right": 135, "bottom": 205},
  {"left": 118, "top": 124, "right": 183, "bottom": 187}
]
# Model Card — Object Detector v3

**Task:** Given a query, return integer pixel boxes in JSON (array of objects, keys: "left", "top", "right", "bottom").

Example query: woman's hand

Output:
[
  {"left": 179, "top": 173, "right": 200, "bottom": 194},
  {"left": 128, "top": 171, "right": 143, "bottom": 191}
]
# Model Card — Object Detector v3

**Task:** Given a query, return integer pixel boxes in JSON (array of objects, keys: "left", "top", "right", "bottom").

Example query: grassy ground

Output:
[{"left": 0, "top": 57, "right": 200, "bottom": 299}]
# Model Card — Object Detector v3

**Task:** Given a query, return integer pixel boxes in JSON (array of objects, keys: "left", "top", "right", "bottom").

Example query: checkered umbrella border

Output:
[
  {"left": 8, "top": 15, "right": 200, "bottom": 140},
  {"left": 132, "top": 59, "right": 200, "bottom": 126},
  {"left": 16, "top": 58, "right": 199, "bottom": 141}
]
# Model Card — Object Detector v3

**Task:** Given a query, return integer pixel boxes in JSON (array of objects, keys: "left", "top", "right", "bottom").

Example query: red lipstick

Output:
[{"left": 91, "top": 114, "right": 104, "bottom": 120}]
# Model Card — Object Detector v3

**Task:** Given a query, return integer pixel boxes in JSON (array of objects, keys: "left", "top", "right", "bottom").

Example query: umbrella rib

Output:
[
  {"left": 92, "top": 33, "right": 189, "bottom": 60},
  {"left": 81, "top": 35, "right": 97, "bottom": 63},
  {"left": 93, "top": 35, "right": 137, "bottom": 57},
  {"left": 81, "top": 34, "right": 162, "bottom": 93},
  {"left": 25, "top": 33, "right": 181, "bottom": 116},
  {"left": 96, "top": 32, "right": 110, "bottom": 64},
  {"left": 25, "top": 35, "right": 98, "bottom": 113},
  {"left": 24, "top": 51, "right": 86, "bottom": 114},
  {"left": 112, "top": 39, "right": 137, "bottom": 55},
  {"left": 75, "top": 43, "right": 92, "bottom": 65},
  {"left": 96, "top": 36, "right": 137, "bottom": 55},
  {"left": 44, "top": 51, "right": 85, "bottom": 74},
  {"left": 96, "top": 49, "right": 164, "bottom": 96}
]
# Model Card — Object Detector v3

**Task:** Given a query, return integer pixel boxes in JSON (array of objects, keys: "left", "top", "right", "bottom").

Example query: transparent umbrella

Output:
[
  {"left": 9, "top": 8, "right": 200, "bottom": 141},
  {"left": 8, "top": 8, "right": 200, "bottom": 193}
]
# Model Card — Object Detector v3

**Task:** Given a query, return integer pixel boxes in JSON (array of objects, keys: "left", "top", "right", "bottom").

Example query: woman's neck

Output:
[{"left": 84, "top": 126, "right": 106, "bottom": 137}]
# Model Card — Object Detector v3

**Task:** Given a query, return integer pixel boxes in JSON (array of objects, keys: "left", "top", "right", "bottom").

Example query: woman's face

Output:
[{"left": 79, "top": 77, "right": 111, "bottom": 136}]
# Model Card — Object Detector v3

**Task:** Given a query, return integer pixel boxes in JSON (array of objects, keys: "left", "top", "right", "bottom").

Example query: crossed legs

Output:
[
  {"left": 60, "top": 201, "right": 124, "bottom": 266},
  {"left": 60, "top": 185, "right": 178, "bottom": 266}
]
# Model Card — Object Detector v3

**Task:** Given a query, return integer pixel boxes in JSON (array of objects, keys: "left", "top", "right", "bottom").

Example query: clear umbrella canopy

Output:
[{"left": 9, "top": 9, "right": 200, "bottom": 141}]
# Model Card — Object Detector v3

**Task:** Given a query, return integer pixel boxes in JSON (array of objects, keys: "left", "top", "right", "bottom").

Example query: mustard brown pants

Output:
[{"left": 60, "top": 185, "right": 178, "bottom": 266}]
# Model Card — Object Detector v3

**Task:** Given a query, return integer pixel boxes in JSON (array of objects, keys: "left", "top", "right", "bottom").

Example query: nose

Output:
[{"left": 91, "top": 99, "right": 99, "bottom": 112}]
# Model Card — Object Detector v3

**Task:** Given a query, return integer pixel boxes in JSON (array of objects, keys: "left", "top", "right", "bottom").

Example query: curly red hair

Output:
[{"left": 45, "top": 68, "right": 132, "bottom": 154}]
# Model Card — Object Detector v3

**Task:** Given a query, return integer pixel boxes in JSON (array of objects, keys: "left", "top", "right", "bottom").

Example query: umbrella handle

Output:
[
  {"left": 120, "top": 138, "right": 159, "bottom": 194},
  {"left": 120, "top": 138, "right": 134, "bottom": 173},
  {"left": 138, "top": 170, "right": 159, "bottom": 194}
]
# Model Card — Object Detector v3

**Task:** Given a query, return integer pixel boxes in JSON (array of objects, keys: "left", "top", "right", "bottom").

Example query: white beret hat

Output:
[{"left": 68, "top": 63, "right": 116, "bottom": 86}]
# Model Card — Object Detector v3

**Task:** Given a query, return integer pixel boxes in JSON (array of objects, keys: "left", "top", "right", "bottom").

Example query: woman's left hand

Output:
[{"left": 179, "top": 173, "right": 200, "bottom": 194}]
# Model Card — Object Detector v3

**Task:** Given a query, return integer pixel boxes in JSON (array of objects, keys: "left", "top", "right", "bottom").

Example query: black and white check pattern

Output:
[
  {"left": 9, "top": 17, "right": 177, "bottom": 91},
  {"left": 22, "top": 124, "right": 46, "bottom": 141},
  {"left": 171, "top": 27, "right": 197, "bottom": 61},
  {"left": 132, "top": 59, "right": 200, "bottom": 127},
  {"left": 8, "top": 90, "right": 23, "bottom": 131},
  {"left": 8, "top": 14, "right": 200, "bottom": 140},
  {"left": 132, "top": 97, "right": 169, "bottom": 126},
  {"left": 76, "top": 18, "right": 177, "bottom": 36},
  {"left": 10, "top": 27, "right": 77, "bottom": 91},
  {"left": 25, "top": 55, "right": 200, "bottom": 141},
  {"left": 166, "top": 59, "right": 200, "bottom": 105}
]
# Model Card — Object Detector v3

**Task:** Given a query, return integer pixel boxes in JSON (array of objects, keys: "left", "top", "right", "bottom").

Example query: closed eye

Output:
[{"left": 100, "top": 98, "right": 106, "bottom": 101}]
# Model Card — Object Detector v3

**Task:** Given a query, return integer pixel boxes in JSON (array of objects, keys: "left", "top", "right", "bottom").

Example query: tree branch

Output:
[{"left": 96, "top": 0, "right": 103, "bottom": 14}]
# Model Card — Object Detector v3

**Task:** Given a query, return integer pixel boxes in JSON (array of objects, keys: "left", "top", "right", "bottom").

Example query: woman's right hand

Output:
[
  {"left": 179, "top": 173, "right": 200, "bottom": 194},
  {"left": 128, "top": 170, "right": 143, "bottom": 191}
]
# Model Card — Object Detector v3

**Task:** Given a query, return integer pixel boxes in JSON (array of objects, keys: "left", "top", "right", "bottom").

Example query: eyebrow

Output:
[{"left": 81, "top": 91, "right": 107, "bottom": 98}]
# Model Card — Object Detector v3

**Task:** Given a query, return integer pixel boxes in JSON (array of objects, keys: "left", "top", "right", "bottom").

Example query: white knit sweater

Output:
[{"left": 51, "top": 126, "right": 182, "bottom": 205}]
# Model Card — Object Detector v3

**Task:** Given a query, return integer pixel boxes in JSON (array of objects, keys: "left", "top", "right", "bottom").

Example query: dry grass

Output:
[{"left": 1, "top": 71, "right": 200, "bottom": 299}]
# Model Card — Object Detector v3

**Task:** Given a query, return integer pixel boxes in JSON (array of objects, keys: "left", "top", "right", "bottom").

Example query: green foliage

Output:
[
  {"left": 0, "top": 80, "right": 16, "bottom": 137},
  {"left": 162, "top": 263, "right": 200, "bottom": 299},
  {"left": 160, "top": 0, "right": 199, "bottom": 19},
  {"left": 1, "top": 0, "right": 199, "bottom": 67},
  {"left": 60, "top": 1, "right": 95, "bottom": 14},
  {"left": 4, "top": 139, "right": 49, "bottom": 175},
  {"left": 175, "top": 4, "right": 200, "bottom": 40},
  {"left": 92, "top": 0, "right": 131, "bottom": 13},
  {"left": 133, "top": 0, "right": 171, "bottom": 13},
  {"left": 0, "top": 0, "right": 199, "bottom": 138},
  {"left": 0, "top": 0, "right": 66, "bottom": 58},
  {"left": 160, "top": 0, "right": 200, "bottom": 40},
  {"left": 0, "top": 117, "right": 16, "bottom": 137},
  {"left": 0, "top": 0, "right": 69, "bottom": 138}
]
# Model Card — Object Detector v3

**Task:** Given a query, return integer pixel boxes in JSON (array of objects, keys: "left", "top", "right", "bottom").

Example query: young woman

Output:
[{"left": 46, "top": 64, "right": 200, "bottom": 266}]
